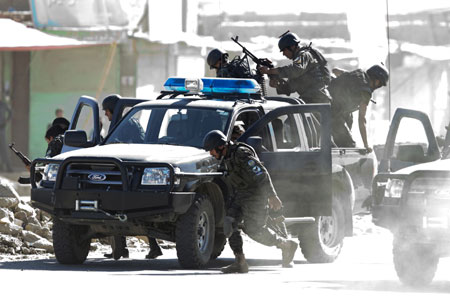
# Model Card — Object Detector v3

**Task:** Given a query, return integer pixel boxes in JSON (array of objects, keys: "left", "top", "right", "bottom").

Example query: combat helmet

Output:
[
  {"left": 367, "top": 63, "right": 389, "bottom": 86},
  {"left": 207, "top": 48, "right": 228, "bottom": 69},
  {"left": 102, "top": 94, "right": 122, "bottom": 113},
  {"left": 203, "top": 130, "right": 227, "bottom": 151},
  {"left": 278, "top": 32, "right": 301, "bottom": 51}
]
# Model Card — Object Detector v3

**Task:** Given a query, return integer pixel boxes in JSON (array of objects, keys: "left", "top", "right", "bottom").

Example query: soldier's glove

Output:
[{"left": 223, "top": 216, "right": 236, "bottom": 238}]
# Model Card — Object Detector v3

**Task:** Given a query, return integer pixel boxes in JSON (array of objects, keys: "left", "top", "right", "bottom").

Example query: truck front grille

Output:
[{"left": 65, "top": 163, "right": 131, "bottom": 191}]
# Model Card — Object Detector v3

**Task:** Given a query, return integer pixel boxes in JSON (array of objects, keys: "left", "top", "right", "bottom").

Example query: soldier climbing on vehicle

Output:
[
  {"left": 328, "top": 63, "right": 389, "bottom": 151},
  {"left": 203, "top": 130, "right": 298, "bottom": 273},
  {"left": 258, "top": 31, "right": 332, "bottom": 104}
]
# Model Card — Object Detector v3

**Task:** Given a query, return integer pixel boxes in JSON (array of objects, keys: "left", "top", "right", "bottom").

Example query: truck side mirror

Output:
[
  {"left": 246, "top": 136, "right": 263, "bottom": 154},
  {"left": 64, "top": 130, "right": 90, "bottom": 148}
]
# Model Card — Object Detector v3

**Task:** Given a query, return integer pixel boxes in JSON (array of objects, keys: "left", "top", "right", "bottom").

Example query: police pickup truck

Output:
[
  {"left": 372, "top": 108, "right": 450, "bottom": 286},
  {"left": 30, "top": 77, "right": 375, "bottom": 268}
]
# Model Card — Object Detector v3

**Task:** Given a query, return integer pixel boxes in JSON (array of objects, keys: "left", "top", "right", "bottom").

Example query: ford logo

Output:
[{"left": 88, "top": 173, "right": 107, "bottom": 182}]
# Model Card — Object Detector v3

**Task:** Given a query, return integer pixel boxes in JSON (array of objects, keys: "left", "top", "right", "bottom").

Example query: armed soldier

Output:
[
  {"left": 328, "top": 64, "right": 389, "bottom": 151},
  {"left": 203, "top": 130, "right": 298, "bottom": 273},
  {"left": 258, "top": 31, "right": 332, "bottom": 104},
  {"left": 207, "top": 48, "right": 267, "bottom": 94}
]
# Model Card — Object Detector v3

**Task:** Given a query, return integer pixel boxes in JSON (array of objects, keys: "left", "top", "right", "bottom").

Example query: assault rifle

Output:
[
  {"left": 231, "top": 36, "right": 290, "bottom": 95},
  {"left": 8, "top": 143, "right": 40, "bottom": 184},
  {"left": 8, "top": 143, "right": 31, "bottom": 167}
]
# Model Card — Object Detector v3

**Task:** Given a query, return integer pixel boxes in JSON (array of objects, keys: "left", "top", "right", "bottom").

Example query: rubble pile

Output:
[{"left": 0, "top": 180, "right": 53, "bottom": 256}]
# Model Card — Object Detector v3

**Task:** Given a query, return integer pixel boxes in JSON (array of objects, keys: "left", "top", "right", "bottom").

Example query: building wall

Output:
[{"left": 29, "top": 45, "right": 120, "bottom": 159}]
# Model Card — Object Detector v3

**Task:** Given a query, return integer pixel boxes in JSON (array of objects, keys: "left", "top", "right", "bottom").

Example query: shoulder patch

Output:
[
  {"left": 247, "top": 159, "right": 256, "bottom": 167},
  {"left": 252, "top": 165, "right": 262, "bottom": 174},
  {"left": 294, "top": 56, "right": 302, "bottom": 65}
]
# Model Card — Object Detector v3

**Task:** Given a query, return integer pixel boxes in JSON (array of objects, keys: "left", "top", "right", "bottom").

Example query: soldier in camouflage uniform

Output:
[
  {"left": 258, "top": 31, "right": 331, "bottom": 104},
  {"left": 207, "top": 48, "right": 267, "bottom": 94},
  {"left": 203, "top": 130, "right": 298, "bottom": 273},
  {"left": 328, "top": 64, "right": 389, "bottom": 151}
]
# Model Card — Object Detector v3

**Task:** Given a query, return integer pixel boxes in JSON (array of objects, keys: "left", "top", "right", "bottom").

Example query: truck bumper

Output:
[{"left": 31, "top": 187, "right": 195, "bottom": 219}]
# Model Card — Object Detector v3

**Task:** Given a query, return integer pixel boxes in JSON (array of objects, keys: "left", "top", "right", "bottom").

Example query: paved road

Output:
[{"left": 0, "top": 230, "right": 449, "bottom": 308}]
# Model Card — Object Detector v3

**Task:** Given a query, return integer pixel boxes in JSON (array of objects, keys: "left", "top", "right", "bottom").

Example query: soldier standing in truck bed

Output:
[{"left": 258, "top": 31, "right": 332, "bottom": 104}]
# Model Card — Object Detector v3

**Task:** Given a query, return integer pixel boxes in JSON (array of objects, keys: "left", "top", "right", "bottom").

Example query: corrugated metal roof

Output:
[{"left": 0, "top": 19, "right": 106, "bottom": 51}]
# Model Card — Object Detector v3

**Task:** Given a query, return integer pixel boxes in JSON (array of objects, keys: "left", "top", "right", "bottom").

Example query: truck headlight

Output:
[
  {"left": 384, "top": 179, "right": 404, "bottom": 198},
  {"left": 141, "top": 167, "right": 171, "bottom": 185},
  {"left": 43, "top": 164, "right": 60, "bottom": 182}
]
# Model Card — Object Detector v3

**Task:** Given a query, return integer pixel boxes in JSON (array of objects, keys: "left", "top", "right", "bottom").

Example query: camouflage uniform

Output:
[
  {"left": 222, "top": 142, "right": 287, "bottom": 254},
  {"left": 46, "top": 134, "right": 64, "bottom": 158},
  {"left": 277, "top": 48, "right": 331, "bottom": 104},
  {"left": 328, "top": 69, "right": 373, "bottom": 147}
]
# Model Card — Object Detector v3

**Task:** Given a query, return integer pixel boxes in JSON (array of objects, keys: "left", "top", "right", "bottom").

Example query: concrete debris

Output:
[{"left": 0, "top": 181, "right": 54, "bottom": 257}]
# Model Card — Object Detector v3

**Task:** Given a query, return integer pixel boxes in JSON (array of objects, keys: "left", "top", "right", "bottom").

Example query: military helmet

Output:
[
  {"left": 203, "top": 130, "right": 227, "bottom": 151},
  {"left": 278, "top": 32, "right": 300, "bottom": 51},
  {"left": 207, "top": 48, "right": 228, "bottom": 69},
  {"left": 367, "top": 64, "right": 389, "bottom": 86},
  {"left": 102, "top": 94, "right": 121, "bottom": 113}
]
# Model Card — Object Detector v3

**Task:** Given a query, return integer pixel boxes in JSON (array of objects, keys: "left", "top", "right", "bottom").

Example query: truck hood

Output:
[
  {"left": 393, "top": 158, "right": 450, "bottom": 175},
  {"left": 54, "top": 144, "right": 210, "bottom": 165}
]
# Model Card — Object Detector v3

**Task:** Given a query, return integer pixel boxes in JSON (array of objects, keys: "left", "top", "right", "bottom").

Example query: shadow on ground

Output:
[{"left": 0, "top": 256, "right": 305, "bottom": 275}]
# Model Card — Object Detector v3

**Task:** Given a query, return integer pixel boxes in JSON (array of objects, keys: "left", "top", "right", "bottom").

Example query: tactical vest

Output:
[
  {"left": 223, "top": 142, "right": 258, "bottom": 190},
  {"left": 299, "top": 44, "right": 332, "bottom": 86},
  {"left": 328, "top": 69, "right": 373, "bottom": 115}
]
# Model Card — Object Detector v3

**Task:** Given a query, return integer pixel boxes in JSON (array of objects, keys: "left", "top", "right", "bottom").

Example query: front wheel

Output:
[
  {"left": 53, "top": 219, "right": 91, "bottom": 264},
  {"left": 393, "top": 236, "right": 439, "bottom": 286},
  {"left": 298, "top": 193, "right": 345, "bottom": 263},
  {"left": 176, "top": 194, "right": 215, "bottom": 269}
]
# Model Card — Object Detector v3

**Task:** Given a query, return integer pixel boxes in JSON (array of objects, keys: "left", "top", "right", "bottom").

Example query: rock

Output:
[
  {"left": 0, "top": 216, "right": 11, "bottom": 224},
  {"left": 32, "top": 238, "right": 54, "bottom": 253},
  {"left": 26, "top": 223, "right": 52, "bottom": 240},
  {"left": 21, "top": 247, "right": 31, "bottom": 254},
  {"left": 0, "top": 179, "right": 21, "bottom": 199},
  {"left": 14, "top": 210, "right": 29, "bottom": 223},
  {"left": 27, "top": 216, "right": 41, "bottom": 227},
  {"left": 13, "top": 218, "right": 24, "bottom": 227},
  {"left": 15, "top": 202, "right": 35, "bottom": 217},
  {"left": 22, "top": 230, "right": 43, "bottom": 244},
  {"left": 0, "top": 221, "right": 23, "bottom": 236},
  {"left": 0, "top": 197, "right": 19, "bottom": 209},
  {"left": 0, "top": 234, "right": 23, "bottom": 248}
]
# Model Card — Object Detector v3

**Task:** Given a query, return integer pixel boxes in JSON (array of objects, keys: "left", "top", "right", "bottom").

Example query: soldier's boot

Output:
[
  {"left": 221, "top": 253, "right": 249, "bottom": 274},
  {"left": 279, "top": 239, "right": 298, "bottom": 268}
]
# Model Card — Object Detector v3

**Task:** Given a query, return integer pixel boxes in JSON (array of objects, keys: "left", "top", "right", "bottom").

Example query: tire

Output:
[
  {"left": 393, "top": 237, "right": 439, "bottom": 286},
  {"left": 210, "top": 232, "right": 227, "bottom": 260},
  {"left": 298, "top": 193, "right": 345, "bottom": 263},
  {"left": 176, "top": 194, "right": 215, "bottom": 269},
  {"left": 52, "top": 219, "right": 91, "bottom": 265}
]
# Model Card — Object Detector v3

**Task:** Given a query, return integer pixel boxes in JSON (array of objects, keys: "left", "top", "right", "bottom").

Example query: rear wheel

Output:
[
  {"left": 298, "top": 193, "right": 345, "bottom": 263},
  {"left": 393, "top": 236, "right": 439, "bottom": 286},
  {"left": 53, "top": 219, "right": 91, "bottom": 265},
  {"left": 176, "top": 194, "right": 215, "bottom": 268}
]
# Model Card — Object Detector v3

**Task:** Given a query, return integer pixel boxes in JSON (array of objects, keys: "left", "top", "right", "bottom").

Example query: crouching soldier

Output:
[{"left": 203, "top": 130, "right": 298, "bottom": 273}]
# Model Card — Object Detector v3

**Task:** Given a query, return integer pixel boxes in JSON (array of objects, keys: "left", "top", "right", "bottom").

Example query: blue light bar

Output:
[{"left": 164, "top": 77, "right": 261, "bottom": 94}]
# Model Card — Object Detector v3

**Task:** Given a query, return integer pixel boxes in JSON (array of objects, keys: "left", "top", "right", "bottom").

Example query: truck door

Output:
[
  {"left": 62, "top": 96, "right": 100, "bottom": 153},
  {"left": 379, "top": 108, "right": 440, "bottom": 173},
  {"left": 239, "top": 104, "right": 332, "bottom": 217}
]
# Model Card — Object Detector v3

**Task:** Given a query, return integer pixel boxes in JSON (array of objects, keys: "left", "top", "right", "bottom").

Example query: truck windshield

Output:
[{"left": 104, "top": 107, "right": 230, "bottom": 148}]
